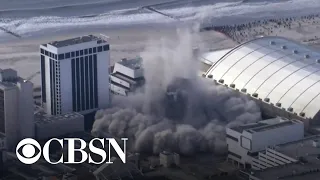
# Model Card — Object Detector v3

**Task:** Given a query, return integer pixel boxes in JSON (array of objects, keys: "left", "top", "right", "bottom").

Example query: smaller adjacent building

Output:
[
  {"left": 226, "top": 117, "right": 304, "bottom": 169},
  {"left": 0, "top": 68, "right": 34, "bottom": 150},
  {"left": 159, "top": 151, "right": 180, "bottom": 168},
  {"left": 34, "top": 111, "right": 84, "bottom": 140},
  {"left": 239, "top": 135, "right": 320, "bottom": 180},
  {"left": 110, "top": 57, "right": 144, "bottom": 96}
]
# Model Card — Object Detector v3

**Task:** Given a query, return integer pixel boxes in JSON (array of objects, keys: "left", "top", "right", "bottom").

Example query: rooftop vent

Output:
[
  {"left": 218, "top": 79, "right": 224, "bottom": 84},
  {"left": 264, "top": 98, "right": 270, "bottom": 102},
  {"left": 230, "top": 84, "right": 235, "bottom": 88},
  {"left": 293, "top": 50, "right": 298, "bottom": 54},
  {"left": 270, "top": 41, "right": 276, "bottom": 45},
  {"left": 276, "top": 102, "right": 282, "bottom": 107},
  {"left": 252, "top": 93, "right": 258, "bottom": 98},
  {"left": 287, "top": 107, "right": 293, "bottom": 112},
  {"left": 316, "top": 59, "right": 320, "bottom": 63},
  {"left": 305, "top": 54, "right": 310, "bottom": 59},
  {"left": 207, "top": 75, "right": 213, "bottom": 79},
  {"left": 202, "top": 74, "right": 206, "bottom": 77},
  {"left": 299, "top": 112, "right": 305, "bottom": 117},
  {"left": 241, "top": 88, "right": 247, "bottom": 93},
  {"left": 281, "top": 45, "right": 287, "bottom": 49}
]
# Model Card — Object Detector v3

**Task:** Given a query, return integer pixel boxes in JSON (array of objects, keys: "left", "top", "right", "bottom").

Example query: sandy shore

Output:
[
  {"left": 2, "top": 13, "right": 320, "bottom": 87},
  {"left": 0, "top": 25, "right": 235, "bottom": 87}
]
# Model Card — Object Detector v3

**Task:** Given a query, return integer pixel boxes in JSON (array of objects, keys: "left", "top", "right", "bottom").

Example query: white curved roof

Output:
[
  {"left": 200, "top": 48, "right": 232, "bottom": 65},
  {"left": 205, "top": 36, "right": 320, "bottom": 119}
]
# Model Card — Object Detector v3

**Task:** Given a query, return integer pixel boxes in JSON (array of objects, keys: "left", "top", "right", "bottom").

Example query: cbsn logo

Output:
[{"left": 16, "top": 138, "right": 128, "bottom": 165}]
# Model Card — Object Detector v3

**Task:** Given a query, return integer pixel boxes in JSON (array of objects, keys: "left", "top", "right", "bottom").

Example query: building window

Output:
[
  {"left": 89, "top": 48, "right": 92, "bottom": 54},
  {"left": 93, "top": 47, "right": 96, "bottom": 53},
  {"left": 229, "top": 151, "right": 241, "bottom": 159},
  {"left": 45, "top": 51, "right": 48, "bottom": 56},
  {"left": 65, "top": 52, "right": 71, "bottom": 59},
  {"left": 227, "top": 134, "right": 238, "bottom": 142},
  {"left": 54, "top": 54, "right": 57, "bottom": 59},
  {"left": 76, "top": 51, "right": 79, "bottom": 56},
  {"left": 58, "top": 54, "right": 64, "bottom": 60},
  {"left": 84, "top": 49, "right": 88, "bottom": 55},
  {"left": 71, "top": 52, "right": 75, "bottom": 57},
  {"left": 80, "top": 50, "right": 84, "bottom": 56},
  {"left": 97, "top": 46, "right": 102, "bottom": 52},
  {"left": 41, "top": 55, "right": 46, "bottom": 103},
  {"left": 103, "top": 45, "right": 109, "bottom": 51},
  {"left": 41, "top": 49, "right": 44, "bottom": 54}
]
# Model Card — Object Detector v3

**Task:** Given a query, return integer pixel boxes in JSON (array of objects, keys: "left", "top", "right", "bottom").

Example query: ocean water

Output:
[{"left": 0, "top": 0, "right": 320, "bottom": 41}]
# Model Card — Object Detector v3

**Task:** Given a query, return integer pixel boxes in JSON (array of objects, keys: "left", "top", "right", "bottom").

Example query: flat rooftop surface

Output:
[
  {"left": 117, "top": 57, "right": 142, "bottom": 70},
  {"left": 230, "top": 117, "right": 298, "bottom": 133},
  {"left": 34, "top": 111, "right": 83, "bottom": 124},
  {"left": 230, "top": 123, "right": 266, "bottom": 133},
  {"left": 250, "top": 163, "right": 320, "bottom": 180},
  {"left": 48, "top": 35, "right": 107, "bottom": 48},
  {"left": 275, "top": 135, "right": 320, "bottom": 164}
]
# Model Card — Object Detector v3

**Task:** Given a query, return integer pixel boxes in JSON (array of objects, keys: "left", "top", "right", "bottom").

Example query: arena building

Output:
[{"left": 201, "top": 36, "right": 320, "bottom": 127}]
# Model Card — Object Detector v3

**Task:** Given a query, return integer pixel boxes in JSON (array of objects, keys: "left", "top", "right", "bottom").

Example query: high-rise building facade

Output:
[
  {"left": 0, "top": 69, "right": 34, "bottom": 150},
  {"left": 40, "top": 35, "right": 110, "bottom": 116}
]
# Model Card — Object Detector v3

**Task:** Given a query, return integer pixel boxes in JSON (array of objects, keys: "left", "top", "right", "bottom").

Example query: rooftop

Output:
[
  {"left": 230, "top": 123, "right": 266, "bottom": 133},
  {"left": 230, "top": 117, "right": 300, "bottom": 133},
  {"left": 34, "top": 111, "right": 83, "bottom": 125},
  {"left": 274, "top": 135, "right": 320, "bottom": 164},
  {"left": 117, "top": 57, "right": 143, "bottom": 70},
  {"left": 47, "top": 35, "right": 107, "bottom": 48},
  {"left": 246, "top": 163, "right": 320, "bottom": 180}
]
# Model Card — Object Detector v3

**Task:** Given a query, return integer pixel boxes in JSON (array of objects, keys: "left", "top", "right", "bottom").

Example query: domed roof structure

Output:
[{"left": 204, "top": 36, "right": 320, "bottom": 123}]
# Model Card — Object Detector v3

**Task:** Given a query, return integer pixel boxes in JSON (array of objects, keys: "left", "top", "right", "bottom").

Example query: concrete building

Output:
[
  {"left": 202, "top": 36, "right": 320, "bottom": 126},
  {"left": 34, "top": 111, "right": 84, "bottom": 140},
  {"left": 110, "top": 57, "right": 144, "bottom": 96},
  {"left": 40, "top": 35, "right": 111, "bottom": 116},
  {"left": 0, "top": 69, "right": 34, "bottom": 150},
  {"left": 239, "top": 135, "right": 320, "bottom": 180},
  {"left": 226, "top": 117, "right": 304, "bottom": 169},
  {"left": 159, "top": 151, "right": 180, "bottom": 168}
]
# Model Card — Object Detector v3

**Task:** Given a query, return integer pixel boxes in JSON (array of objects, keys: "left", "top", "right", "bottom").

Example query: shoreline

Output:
[{"left": 1, "top": 12, "right": 320, "bottom": 87}]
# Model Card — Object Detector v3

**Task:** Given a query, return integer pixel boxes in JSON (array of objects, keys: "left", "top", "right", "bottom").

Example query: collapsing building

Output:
[
  {"left": 202, "top": 36, "right": 320, "bottom": 127},
  {"left": 110, "top": 57, "right": 144, "bottom": 96}
]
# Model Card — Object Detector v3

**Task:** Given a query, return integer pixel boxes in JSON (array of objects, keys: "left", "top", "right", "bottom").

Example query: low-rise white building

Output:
[
  {"left": 226, "top": 117, "right": 304, "bottom": 169},
  {"left": 239, "top": 135, "right": 320, "bottom": 180},
  {"left": 110, "top": 57, "right": 144, "bottom": 96}
]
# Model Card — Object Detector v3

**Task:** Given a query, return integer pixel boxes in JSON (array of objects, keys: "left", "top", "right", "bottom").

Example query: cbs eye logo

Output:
[{"left": 16, "top": 138, "right": 42, "bottom": 164}]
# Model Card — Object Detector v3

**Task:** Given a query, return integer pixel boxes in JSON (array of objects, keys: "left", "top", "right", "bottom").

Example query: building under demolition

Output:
[
  {"left": 201, "top": 36, "right": 320, "bottom": 127},
  {"left": 110, "top": 57, "right": 144, "bottom": 96}
]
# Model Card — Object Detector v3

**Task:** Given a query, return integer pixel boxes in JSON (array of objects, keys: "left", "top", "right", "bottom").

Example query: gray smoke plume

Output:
[{"left": 92, "top": 28, "right": 261, "bottom": 155}]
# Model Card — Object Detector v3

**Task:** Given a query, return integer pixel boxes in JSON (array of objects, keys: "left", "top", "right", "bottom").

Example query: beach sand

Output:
[
  {"left": 0, "top": 25, "right": 235, "bottom": 87},
  {"left": 1, "top": 14, "right": 320, "bottom": 87}
]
